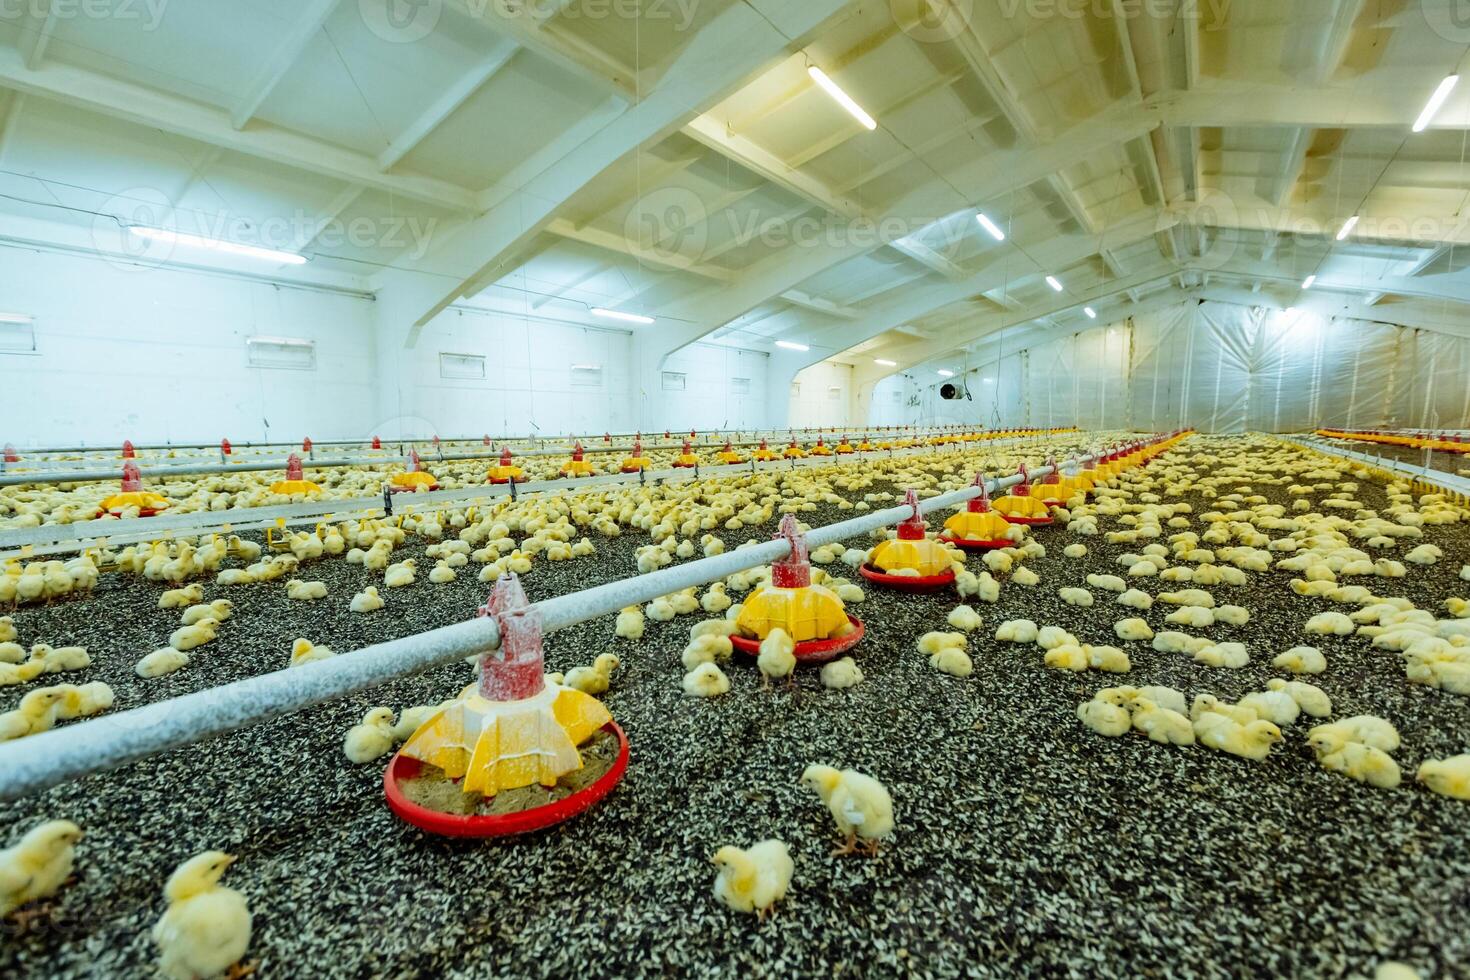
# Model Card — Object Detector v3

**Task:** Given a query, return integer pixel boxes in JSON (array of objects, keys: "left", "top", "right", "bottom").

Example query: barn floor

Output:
[{"left": 3, "top": 437, "right": 1468, "bottom": 979}]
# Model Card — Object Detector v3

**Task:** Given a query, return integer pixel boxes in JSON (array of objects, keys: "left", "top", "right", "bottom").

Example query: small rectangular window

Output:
[
  {"left": 662, "top": 371, "right": 686, "bottom": 391},
  {"left": 246, "top": 336, "right": 315, "bottom": 370},
  {"left": 570, "top": 364, "right": 603, "bottom": 387},
  {"left": 439, "top": 352, "right": 486, "bottom": 380},
  {"left": 0, "top": 315, "right": 36, "bottom": 354},
  {"left": 730, "top": 377, "right": 751, "bottom": 394},
  {"left": 827, "top": 386, "right": 842, "bottom": 400}
]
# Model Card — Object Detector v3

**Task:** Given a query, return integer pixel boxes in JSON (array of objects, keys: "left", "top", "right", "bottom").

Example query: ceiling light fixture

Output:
[
  {"left": 975, "top": 212, "right": 1006, "bottom": 241},
  {"left": 1335, "top": 215, "right": 1359, "bottom": 240},
  {"left": 937, "top": 369, "right": 954, "bottom": 377},
  {"left": 127, "top": 226, "right": 307, "bottom": 265},
  {"left": 1301, "top": 275, "right": 1316, "bottom": 289},
  {"left": 775, "top": 340, "right": 810, "bottom": 351},
  {"left": 0, "top": 313, "right": 33, "bottom": 324},
  {"left": 1083, "top": 306, "right": 1097, "bottom": 319},
  {"left": 590, "top": 307, "right": 655, "bottom": 324},
  {"left": 807, "top": 66, "right": 877, "bottom": 130},
  {"left": 1413, "top": 75, "right": 1459, "bottom": 132},
  {"left": 874, "top": 358, "right": 897, "bottom": 366},
  {"left": 1045, "top": 275, "right": 1063, "bottom": 292}
]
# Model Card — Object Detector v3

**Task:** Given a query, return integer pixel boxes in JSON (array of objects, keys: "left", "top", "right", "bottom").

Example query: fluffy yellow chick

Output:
[
  {"left": 0, "top": 616, "right": 14, "bottom": 643},
  {"left": 180, "top": 600, "right": 233, "bottom": 626},
  {"left": 285, "top": 578, "right": 329, "bottom": 601},
  {"left": 169, "top": 620, "right": 218, "bottom": 653},
  {"left": 1319, "top": 742, "right": 1401, "bottom": 789},
  {"left": 700, "top": 584, "right": 732, "bottom": 614},
  {"left": 1011, "top": 566, "right": 1040, "bottom": 587},
  {"left": 1064, "top": 544, "right": 1088, "bottom": 559},
  {"left": 691, "top": 618, "right": 739, "bottom": 640},
  {"left": 711, "top": 840, "right": 793, "bottom": 918},
  {"left": 1086, "top": 644, "right": 1131, "bottom": 673},
  {"left": 1166, "top": 605, "right": 1215, "bottom": 629},
  {"left": 384, "top": 561, "right": 416, "bottom": 588},
  {"left": 669, "top": 589, "right": 701, "bottom": 616},
  {"left": 1265, "top": 678, "right": 1332, "bottom": 717},
  {"left": 159, "top": 584, "right": 205, "bottom": 610},
  {"left": 1130, "top": 698, "right": 1195, "bottom": 746},
  {"left": 917, "top": 631, "right": 966, "bottom": 656},
  {"left": 134, "top": 647, "right": 189, "bottom": 680},
  {"left": 1238, "top": 689, "right": 1301, "bottom": 727},
  {"left": 1273, "top": 645, "right": 1327, "bottom": 675},
  {"left": 349, "top": 586, "right": 384, "bottom": 614},
  {"left": 0, "top": 819, "right": 82, "bottom": 919},
  {"left": 1194, "top": 642, "right": 1249, "bottom": 669},
  {"left": 1059, "top": 587, "right": 1094, "bottom": 607},
  {"left": 36, "top": 644, "right": 91, "bottom": 674},
  {"left": 994, "top": 619, "right": 1039, "bottom": 643},
  {"left": 1194, "top": 714, "right": 1282, "bottom": 761},
  {"left": 428, "top": 561, "right": 456, "bottom": 585},
  {"left": 152, "top": 851, "right": 252, "bottom": 980},
  {"left": 566, "top": 653, "right": 620, "bottom": 695},
  {"left": 1114, "top": 618, "right": 1154, "bottom": 642},
  {"left": 1036, "top": 626, "right": 1078, "bottom": 650},
  {"left": 930, "top": 646, "right": 974, "bottom": 677},
  {"left": 681, "top": 634, "right": 733, "bottom": 670},
  {"left": 0, "top": 688, "right": 68, "bottom": 741},
  {"left": 645, "top": 597, "right": 677, "bottom": 622},
  {"left": 288, "top": 638, "right": 334, "bottom": 668},
  {"left": 343, "top": 707, "right": 396, "bottom": 763},
  {"left": 1116, "top": 588, "right": 1153, "bottom": 610},
  {"left": 615, "top": 605, "right": 645, "bottom": 641},
  {"left": 1077, "top": 697, "right": 1131, "bottom": 736},
  {"left": 1304, "top": 612, "right": 1354, "bottom": 636},
  {"left": 1043, "top": 643, "right": 1088, "bottom": 672},
  {"left": 757, "top": 629, "right": 797, "bottom": 689},
  {"left": 820, "top": 656, "right": 864, "bottom": 689},
  {"left": 682, "top": 662, "right": 731, "bottom": 697},
  {"left": 834, "top": 582, "right": 866, "bottom": 603},
  {"left": 1308, "top": 716, "right": 1400, "bottom": 754},
  {"left": 1190, "top": 694, "right": 1259, "bottom": 725},
  {"left": 1086, "top": 573, "right": 1126, "bottom": 592},
  {"left": 1415, "top": 754, "right": 1470, "bottom": 799},
  {"left": 946, "top": 605, "right": 983, "bottom": 632},
  {"left": 800, "top": 765, "right": 895, "bottom": 857}
]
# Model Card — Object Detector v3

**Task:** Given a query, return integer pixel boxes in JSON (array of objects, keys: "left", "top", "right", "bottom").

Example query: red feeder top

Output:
[
  {"left": 681, "top": 439, "right": 692, "bottom": 454},
  {"left": 896, "top": 488, "right": 927, "bottom": 541},
  {"left": 787, "top": 438, "right": 798, "bottom": 448},
  {"left": 121, "top": 440, "right": 136, "bottom": 459},
  {"left": 476, "top": 572, "right": 545, "bottom": 703},
  {"left": 499, "top": 447, "right": 514, "bottom": 467},
  {"left": 604, "top": 432, "right": 611, "bottom": 443},
  {"left": 632, "top": 439, "right": 644, "bottom": 456},
  {"left": 572, "top": 441, "right": 585, "bottom": 461},
  {"left": 220, "top": 438, "right": 232, "bottom": 455},
  {"left": 759, "top": 439, "right": 769, "bottom": 450},
  {"left": 770, "top": 514, "right": 812, "bottom": 589},
  {"left": 966, "top": 473, "right": 993, "bottom": 513},
  {"left": 2, "top": 443, "right": 18, "bottom": 463},
  {"left": 409, "top": 449, "right": 424, "bottom": 472},
  {"left": 285, "top": 453, "right": 305, "bottom": 482},
  {"left": 372, "top": 435, "right": 382, "bottom": 449},
  {"left": 121, "top": 461, "right": 143, "bottom": 493},
  {"left": 1012, "top": 463, "right": 1033, "bottom": 496},
  {"left": 432, "top": 435, "right": 441, "bottom": 448},
  {"left": 816, "top": 436, "right": 826, "bottom": 447},
  {"left": 302, "top": 437, "right": 312, "bottom": 452},
  {"left": 689, "top": 429, "right": 696, "bottom": 438},
  {"left": 722, "top": 440, "right": 733, "bottom": 453},
  {"left": 482, "top": 434, "right": 491, "bottom": 446},
  {"left": 664, "top": 430, "right": 671, "bottom": 440},
  {"left": 1041, "top": 456, "right": 1061, "bottom": 485}
]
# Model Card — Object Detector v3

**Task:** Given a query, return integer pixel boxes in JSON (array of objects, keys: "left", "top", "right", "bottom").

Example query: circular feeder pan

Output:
[
  {"left": 1000, "top": 514, "right": 1053, "bottom": 527},
  {"left": 109, "top": 507, "right": 165, "bottom": 518},
  {"left": 858, "top": 563, "right": 956, "bottom": 593},
  {"left": 729, "top": 614, "right": 865, "bottom": 664},
  {"left": 938, "top": 534, "right": 1011, "bottom": 551},
  {"left": 384, "top": 721, "right": 628, "bottom": 839},
  {"left": 389, "top": 483, "right": 439, "bottom": 494},
  {"left": 487, "top": 477, "right": 528, "bottom": 485}
]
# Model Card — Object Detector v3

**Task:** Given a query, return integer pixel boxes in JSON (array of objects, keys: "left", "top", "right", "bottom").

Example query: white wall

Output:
[
  {"left": 0, "top": 245, "right": 377, "bottom": 446},
  {"left": 789, "top": 361, "right": 855, "bottom": 428},
  {"left": 657, "top": 344, "right": 771, "bottom": 432}
]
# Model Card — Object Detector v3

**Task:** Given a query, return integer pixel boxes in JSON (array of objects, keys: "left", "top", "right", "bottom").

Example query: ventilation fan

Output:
[{"left": 940, "top": 381, "right": 969, "bottom": 401}]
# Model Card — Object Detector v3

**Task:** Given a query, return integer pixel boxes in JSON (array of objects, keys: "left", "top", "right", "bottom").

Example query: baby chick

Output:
[
  {"left": 136, "top": 647, "right": 190, "bottom": 679},
  {"left": 820, "top": 657, "right": 864, "bottom": 689},
  {"left": 1116, "top": 588, "right": 1153, "bottom": 610},
  {"left": 917, "top": 632, "right": 966, "bottom": 656},
  {"left": 159, "top": 584, "right": 205, "bottom": 610},
  {"left": 180, "top": 600, "right": 233, "bottom": 626},
  {"left": 1114, "top": 618, "right": 1154, "bottom": 642},
  {"left": 1265, "top": 678, "right": 1332, "bottom": 717},
  {"left": 757, "top": 629, "right": 797, "bottom": 689},
  {"left": 930, "top": 646, "right": 974, "bottom": 677},
  {"left": 285, "top": 578, "right": 329, "bottom": 601},
  {"left": 800, "top": 765, "right": 894, "bottom": 857},
  {"left": 428, "top": 561, "right": 456, "bottom": 585},
  {"left": 645, "top": 597, "right": 676, "bottom": 623},
  {"left": 1086, "top": 644, "right": 1131, "bottom": 673},
  {"left": 0, "top": 819, "right": 82, "bottom": 922},
  {"left": 682, "top": 662, "right": 731, "bottom": 697},
  {"left": 349, "top": 586, "right": 384, "bottom": 614},
  {"left": 615, "top": 605, "right": 645, "bottom": 641},
  {"left": 1318, "top": 741, "right": 1401, "bottom": 789},
  {"left": 1273, "top": 645, "right": 1327, "bottom": 675},
  {"left": 711, "top": 840, "right": 793, "bottom": 919},
  {"left": 995, "top": 619, "right": 1038, "bottom": 643},
  {"left": 946, "top": 604, "right": 983, "bottom": 632},
  {"left": 152, "top": 851, "right": 252, "bottom": 980},
  {"left": 1304, "top": 611, "right": 1355, "bottom": 636},
  {"left": 1077, "top": 696, "right": 1131, "bottom": 737},
  {"left": 1059, "top": 587, "right": 1094, "bottom": 607},
  {"left": 343, "top": 707, "right": 397, "bottom": 763},
  {"left": 288, "top": 638, "right": 334, "bottom": 667},
  {"left": 700, "top": 584, "right": 732, "bottom": 614},
  {"left": 169, "top": 619, "right": 218, "bottom": 653},
  {"left": 1415, "top": 754, "right": 1470, "bottom": 800},
  {"left": 1193, "top": 714, "right": 1282, "bottom": 761},
  {"left": 566, "top": 653, "right": 620, "bottom": 696},
  {"left": 1194, "top": 642, "right": 1249, "bottom": 669},
  {"left": 1238, "top": 689, "right": 1301, "bottom": 727},
  {"left": 0, "top": 688, "right": 68, "bottom": 741},
  {"left": 681, "top": 634, "right": 734, "bottom": 670},
  {"left": 0, "top": 616, "right": 14, "bottom": 643},
  {"left": 1308, "top": 715, "right": 1400, "bottom": 754},
  {"left": 1130, "top": 698, "right": 1195, "bottom": 746}
]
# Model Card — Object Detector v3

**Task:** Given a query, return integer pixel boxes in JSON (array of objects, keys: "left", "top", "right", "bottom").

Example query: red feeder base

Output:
[
  {"left": 938, "top": 535, "right": 1011, "bottom": 551},
  {"left": 858, "top": 564, "right": 957, "bottom": 593},
  {"left": 384, "top": 721, "right": 628, "bottom": 839},
  {"left": 388, "top": 482, "right": 439, "bottom": 494},
  {"left": 108, "top": 507, "right": 164, "bottom": 518},
  {"left": 729, "top": 615, "right": 865, "bottom": 664},
  {"left": 1000, "top": 514, "right": 1053, "bottom": 527},
  {"left": 487, "top": 476, "right": 529, "bottom": 485}
]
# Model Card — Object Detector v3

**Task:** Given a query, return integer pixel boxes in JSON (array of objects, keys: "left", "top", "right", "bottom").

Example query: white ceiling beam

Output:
[
  {"left": 545, "top": 217, "right": 734, "bottom": 282},
  {"left": 781, "top": 289, "right": 860, "bottom": 319},
  {"left": 0, "top": 91, "right": 22, "bottom": 167},
  {"left": 296, "top": 183, "right": 367, "bottom": 252},
  {"left": 378, "top": 41, "right": 519, "bottom": 171},
  {"left": 370, "top": 0, "right": 856, "bottom": 336},
  {"left": 786, "top": 67, "right": 966, "bottom": 170},
  {"left": 1173, "top": 199, "right": 1470, "bottom": 249},
  {"left": 1271, "top": 127, "right": 1311, "bottom": 207},
  {"left": 1404, "top": 243, "right": 1450, "bottom": 277},
  {"left": 231, "top": 0, "right": 340, "bottom": 130},
  {"left": 444, "top": 0, "right": 639, "bottom": 102},
  {"left": 889, "top": 236, "right": 966, "bottom": 279},
  {"left": 1179, "top": 4, "right": 1199, "bottom": 90},
  {"left": 1100, "top": 248, "right": 1126, "bottom": 278},
  {"left": 1362, "top": 291, "right": 1385, "bottom": 305},
  {"left": 1110, "top": 0, "right": 1142, "bottom": 100},
  {"left": 19, "top": 0, "right": 58, "bottom": 70},
  {"left": 1047, "top": 173, "right": 1100, "bottom": 234},
  {"left": 0, "top": 46, "right": 477, "bottom": 212},
  {"left": 681, "top": 115, "right": 864, "bottom": 218},
  {"left": 1152, "top": 84, "right": 1429, "bottom": 129}
]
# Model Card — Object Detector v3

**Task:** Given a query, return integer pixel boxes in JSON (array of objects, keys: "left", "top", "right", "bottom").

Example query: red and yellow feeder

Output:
[
  {"left": 856, "top": 434, "right": 874, "bottom": 451},
  {"left": 620, "top": 439, "right": 651, "bottom": 473},
  {"left": 1036, "top": 456, "right": 1076, "bottom": 509},
  {"left": 730, "top": 515, "right": 864, "bottom": 663},
  {"left": 939, "top": 475, "right": 1016, "bottom": 550},
  {"left": 716, "top": 440, "right": 743, "bottom": 464},
  {"left": 270, "top": 453, "right": 322, "bottom": 496},
  {"left": 385, "top": 573, "right": 627, "bottom": 837},
  {"left": 751, "top": 439, "right": 778, "bottom": 462},
  {"left": 672, "top": 439, "right": 699, "bottom": 468},
  {"left": 783, "top": 438, "right": 806, "bottom": 459},
  {"left": 391, "top": 449, "right": 439, "bottom": 492},
  {"left": 836, "top": 436, "right": 855, "bottom": 454},
  {"left": 992, "top": 463, "right": 1052, "bottom": 526},
  {"left": 101, "top": 462, "right": 170, "bottom": 517},
  {"left": 860, "top": 489, "right": 959, "bottom": 592},
  {"left": 560, "top": 442, "right": 595, "bottom": 478},
  {"left": 809, "top": 436, "right": 833, "bottom": 457},
  {"left": 489, "top": 447, "right": 529, "bottom": 484}
]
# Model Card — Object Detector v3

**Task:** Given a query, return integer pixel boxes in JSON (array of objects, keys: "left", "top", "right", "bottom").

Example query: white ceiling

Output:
[{"left": 1, "top": 0, "right": 1468, "bottom": 382}]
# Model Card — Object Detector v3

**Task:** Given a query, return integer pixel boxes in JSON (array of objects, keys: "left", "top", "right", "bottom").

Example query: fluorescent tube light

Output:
[
  {"left": 975, "top": 212, "right": 1006, "bottom": 241},
  {"left": 1336, "top": 215, "right": 1359, "bottom": 240},
  {"left": 0, "top": 313, "right": 33, "bottom": 324},
  {"left": 775, "top": 340, "right": 809, "bottom": 351},
  {"left": 937, "top": 369, "right": 954, "bottom": 377},
  {"left": 128, "top": 226, "right": 307, "bottom": 265},
  {"left": 874, "top": 358, "right": 897, "bottom": 366},
  {"left": 1413, "top": 75, "right": 1458, "bottom": 132},
  {"left": 1301, "top": 275, "right": 1316, "bottom": 289},
  {"left": 1083, "top": 306, "right": 1097, "bottom": 318},
  {"left": 590, "top": 308, "right": 655, "bottom": 325},
  {"left": 807, "top": 66, "right": 877, "bottom": 130},
  {"left": 1045, "top": 275, "right": 1063, "bottom": 291}
]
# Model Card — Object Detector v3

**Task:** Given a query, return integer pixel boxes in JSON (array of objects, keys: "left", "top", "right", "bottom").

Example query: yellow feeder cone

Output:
[
  {"left": 809, "top": 436, "right": 833, "bottom": 456},
  {"left": 620, "top": 438, "right": 651, "bottom": 472},
  {"left": 941, "top": 474, "right": 1015, "bottom": 546},
  {"left": 783, "top": 438, "right": 806, "bottom": 458},
  {"left": 735, "top": 515, "right": 851, "bottom": 642},
  {"left": 866, "top": 489, "right": 957, "bottom": 577},
  {"left": 100, "top": 462, "right": 172, "bottom": 516},
  {"left": 672, "top": 439, "right": 699, "bottom": 468},
  {"left": 993, "top": 463, "right": 1052, "bottom": 523},
  {"left": 560, "top": 441, "right": 595, "bottom": 478},
  {"left": 269, "top": 452, "right": 322, "bottom": 496},
  {"left": 1036, "top": 456, "right": 1074, "bottom": 508},
  {"left": 391, "top": 449, "right": 439, "bottom": 491},
  {"left": 751, "top": 439, "right": 778, "bottom": 461},
  {"left": 488, "top": 446, "right": 528, "bottom": 484},
  {"left": 398, "top": 573, "right": 611, "bottom": 796},
  {"left": 716, "top": 440, "right": 743, "bottom": 464}
]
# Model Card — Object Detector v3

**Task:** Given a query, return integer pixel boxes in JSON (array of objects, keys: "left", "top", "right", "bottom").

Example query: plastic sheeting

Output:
[{"left": 902, "top": 300, "right": 1470, "bottom": 433}]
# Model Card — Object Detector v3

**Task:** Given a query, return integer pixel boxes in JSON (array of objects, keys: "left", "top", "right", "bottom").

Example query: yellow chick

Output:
[
  {"left": 645, "top": 598, "right": 677, "bottom": 622},
  {"left": 1319, "top": 742, "right": 1401, "bottom": 789},
  {"left": 343, "top": 707, "right": 397, "bottom": 763},
  {"left": 1166, "top": 606, "right": 1215, "bottom": 629},
  {"left": 0, "top": 819, "right": 83, "bottom": 918},
  {"left": 565, "top": 653, "right": 619, "bottom": 695},
  {"left": 917, "top": 631, "right": 967, "bottom": 656},
  {"left": 757, "top": 629, "right": 797, "bottom": 689},
  {"left": 1130, "top": 698, "right": 1195, "bottom": 746},
  {"left": 1116, "top": 588, "right": 1153, "bottom": 610},
  {"left": 711, "top": 841, "right": 793, "bottom": 918},
  {"left": 669, "top": 589, "right": 701, "bottom": 616},
  {"left": 1415, "top": 754, "right": 1470, "bottom": 800},
  {"left": 1193, "top": 642, "right": 1249, "bottom": 669},
  {"left": 1114, "top": 618, "right": 1154, "bottom": 642},
  {"left": 1086, "top": 573, "right": 1126, "bottom": 592},
  {"left": 285, "top": 578, "right": 329, "bottom": 601},
  {"left": 289, "top": 638, "right": 334, "bottom": 668},
  {"left": 1077, "top": 697, "right": 1131, "bottom": 737},
  {"left": 946, "top": 605, "right": 983, "bottom": 632},
  {"left": 349, "top": 586, "right": 384, "bottom": 614},
  {"left": 1194, "top": 715, "right": 1282, "bottom": 761},
  {"left": 1059, "top": 587, "right": 1094, "bottom": 607},
  {"left": 1125, "top": 685, "right": 1188, "bottom": 715},
  {"left": 930, "top": 646, "right": 974, "bottom": 677},
  {"left": 1307, "top": 716, "right": 1400, "bottom": 754},
  {"left": 169, "top": 620, "right": 218, "bottom": 653},
  {"left": 427, "top": 561, "right": 456, "bottom": 585},
  {"left": 1238, "top": 689, "right": 1301, "bottom": 727},
  {"left": 0, "top": 616, "right": 16, "bottom": 642},
  {"left": 180, "top": 600, "right": 233, "bottom": 626},
  {"left": 136, "top": 647, "right": 190, "bottom": 679},
  {"left": 384, "top": 561, "right": 416, "bottom": 588},
  {"left": 0, "top": 687, "right": 68, "bottom": 741},
  {"left": 1086, "top": 644, "right": 1131, "bottom": 673},
  {"left": 682, "top": 662, "right": 731, "bottom": 697},
  {"left": 159, "top": 584, "right": 205, "bottom": 610},
  {"left": 1265, "top": 678, "right": 1332, "bottom": 717},
  {"left": 1213, "top": 605, "right": 1250, "bottom": 626},
  {"left": 700, "top": 584, "right": 732, "bottom": 614},
  {"left": 1190, "top": 694, "right": 1259, "bottom": 725},
  {"left": 995, "top": 619, "right": 1038, "bottom": 643},
  {"left": 819, "top": 656, "right": 864, "bottom": 689},
  {"left": 681, "top": 634, "right": 733, "bottom": 670},
  {"left": 615, "top": 605, "right": 645, "bottom": 640},
  {"left": 691, "top": 618, "right": 739, "bottom": 640},
  {"left": 1043, "top": 643, "right": 1088, "bottom": 672},
  {"left": 1304, "top": 612, "right": 1354, "bottom": 636},
  {"left": 1273, "top": 645, "right": 1327, "bottom": 675},
  {"left": 152, "top": 851, "right": 252, "bottom": 980},
  {"left": 1011, "top": 566, "right": 1040, "bottom": 587},
  {"left": 61, "top": 681, "right": 113, "bottom": 718},
  {"left": 800, "top": 764, "right": 895, "bottom": 856},
  {"left": 834, "top": 582, "right": 866, "bottom": 603},
  {"left": 36, "top": 644, "right": 91, "bottom": 674},
  {"left": 1036, "top": 626, "right": 1079, "bottom": 650}
]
